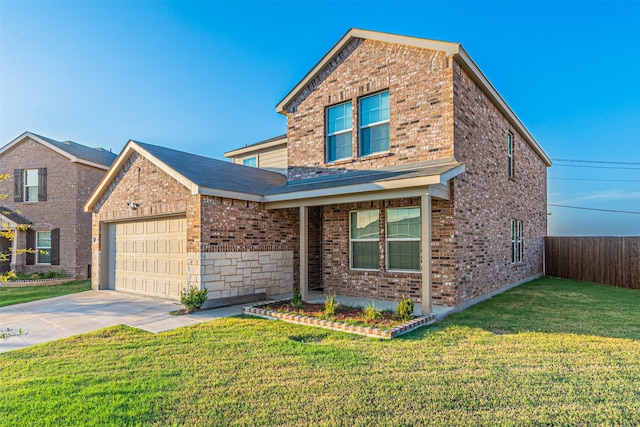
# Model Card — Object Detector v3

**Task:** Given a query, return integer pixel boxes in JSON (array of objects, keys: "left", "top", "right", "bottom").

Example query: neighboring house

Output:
[
  {"left": 86, "top": 29, "right": 550, "bottom": 315},
  {"left": 0, "top": 132, "right": 117, "bottom": 278},
  {"left": 224, "top": 134, "right": 287, "bottom": 174}
]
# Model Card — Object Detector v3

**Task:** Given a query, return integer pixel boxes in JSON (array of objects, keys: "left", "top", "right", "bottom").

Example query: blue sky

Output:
[{"left": 1, "top": 1, "right": 638, "bottom": 235}]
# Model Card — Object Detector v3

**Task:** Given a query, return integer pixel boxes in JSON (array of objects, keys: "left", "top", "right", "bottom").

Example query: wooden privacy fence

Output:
[{"left": 545, "top": 236, "right": 640, "bottom": 289}]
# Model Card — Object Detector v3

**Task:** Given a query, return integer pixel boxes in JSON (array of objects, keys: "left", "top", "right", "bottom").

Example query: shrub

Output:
[
  {"left": 292, "top": 287, "right": 302, "bottom": 308},
  {"left": 44, "top": 269, "right": 68, "bottom": 279},
  {"left": 395, "top": 297, "right": 414, "bottom": 322},
  {"left": 362, "top": 301, "right": 383, "bottom": 322},
  {"left": 180, "top": 286, "right": 208, "bottom": 313},
  {"left": 323, "top": 294, "right": 340, "bottom": 318}
]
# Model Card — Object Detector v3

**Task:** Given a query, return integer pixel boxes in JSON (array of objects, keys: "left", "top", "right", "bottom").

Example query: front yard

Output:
[
  {"left": 0, "top": 280, "right": 91, "bottom": 307},
  {"left": 1, "top": 277, "right": 638, "bottom": 426}
]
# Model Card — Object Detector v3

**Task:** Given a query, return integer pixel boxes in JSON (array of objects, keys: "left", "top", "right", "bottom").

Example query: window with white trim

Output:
[
  {"left": 386, "top": 207, "right": 420, "bottom": 271},
  {"left": 243, "top": 157, "right": 257, "bottom": 167},
  {"left": 350, "top": 210, "right": 379, "bottom": 270},
  {"left": 507, "top": 131, "right": 514, "bottom": 178},
  {"left": 326, "top": 102, "right": 353, "bottom": 162},
  {"left": 24, "top": 169, "right": 39, "bottom": 202},
  {"left": 359, "top": 91, "right": 390, "bottom": 156},
  {"left": 511, "top": 219, "right": 523, "bottom": 263},
  {"left": 36, "top": 231, "right": 51, "bottom": 264}
]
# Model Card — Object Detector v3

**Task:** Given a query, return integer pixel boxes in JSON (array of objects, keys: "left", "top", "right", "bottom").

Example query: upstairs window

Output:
[
  {"left": 360, "top": 91, "right": 390, "bottom": 156},
  {"left": 326, "top": 102, "right": 352, "bottom": 162},
  {"left": 350, "top": 210, "right": 379, "bottom": 270},
  {"left": 511, "top": 219, "right": 523, "bottom": 263},
  {"left": 243, "top": 157, "right": 257, "bottom": 167},
  {"left": 386, "top": 207, "right": 420, "bottom": 271},
  {"left": 14, "top": 168, "right": 47, "bottom": 202},
  {"left": 24, "top": 169, "right": 39, "bottom": 201},
  {"left": 507, "top": 132, "right": 514, "bottom": 178}
]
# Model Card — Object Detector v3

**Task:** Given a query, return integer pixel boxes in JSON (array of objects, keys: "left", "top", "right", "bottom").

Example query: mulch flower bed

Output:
[
  {"left": 264, "top": 300, "right": 405, "bottom": 329},
  {"left": 244, "top": 299, "right": 437, "bottom": 339}
]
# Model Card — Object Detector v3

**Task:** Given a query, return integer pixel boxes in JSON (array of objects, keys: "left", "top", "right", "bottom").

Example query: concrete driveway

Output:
[{"left": 0, "top": 290, "right": 244, "bottom": 353}]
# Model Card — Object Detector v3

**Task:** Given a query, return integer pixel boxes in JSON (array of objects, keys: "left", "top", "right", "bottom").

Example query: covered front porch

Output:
[
  {"left": 0, "top": 206, "right": 33, "bottom": 274},
  {"left": 263, "top": 159, "right": 465, "bottom": 315}
]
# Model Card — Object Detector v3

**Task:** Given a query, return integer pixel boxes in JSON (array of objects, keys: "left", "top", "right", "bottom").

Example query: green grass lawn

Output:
[
  {"left": 0, "top": 280, "right": 91, "bottom": 307},
  {"left": 1, "top": 277, "right": 638, "bottom": 426}
]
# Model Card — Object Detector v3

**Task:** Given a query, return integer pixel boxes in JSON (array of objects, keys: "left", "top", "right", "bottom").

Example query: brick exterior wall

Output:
[
  {"left": 286, "top": 39, "right": 455, "bottom": 181},
  {"left": 91, "top": 152, "right": 300, "bottom": 297},
  {"left": 282, "top": 38, "right": 547, "bottom": 308},
  {"left": 0, "top": 137, "right": 108, "bottom": 278},
  {"left": 451, "top": 62, "right": 547, "bottom": 304}
]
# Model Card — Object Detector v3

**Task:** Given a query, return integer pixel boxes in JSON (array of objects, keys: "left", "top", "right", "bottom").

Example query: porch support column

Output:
[
  {"left": 299, "top": 206, "right": 308, "bottom": 301},
  {"left": 421, "top": 195, "right": 432, "bottom": 315},
  {"left": 10, "top": 227, "right": 17, "bottom": 271}
]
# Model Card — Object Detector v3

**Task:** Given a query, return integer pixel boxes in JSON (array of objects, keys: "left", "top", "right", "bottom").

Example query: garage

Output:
[{"left": 107, "top": 216, "right": 186, "bottom": 299}]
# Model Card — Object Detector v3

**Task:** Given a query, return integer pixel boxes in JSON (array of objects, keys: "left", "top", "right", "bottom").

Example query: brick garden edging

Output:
[
  {"left": 243, "top": 303, "right": 436, "bottom": 339},
  {"left": 0, "top": 278, "right": 73, "bottom": 288}
]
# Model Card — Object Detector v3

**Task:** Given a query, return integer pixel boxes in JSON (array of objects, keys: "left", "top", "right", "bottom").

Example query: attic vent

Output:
[{"left": 63, "top": 141, "right": 71, "bottom": 145}]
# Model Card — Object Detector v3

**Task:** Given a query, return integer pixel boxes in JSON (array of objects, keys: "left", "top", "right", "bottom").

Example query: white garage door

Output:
[{"left": 113, "top": 216, "right": 186, "bottom": 299}]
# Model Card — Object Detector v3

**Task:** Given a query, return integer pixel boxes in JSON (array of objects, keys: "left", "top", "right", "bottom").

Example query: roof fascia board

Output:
[
  {"left": 275, "top": 29, "right": 459, "bottom": 114},
  {"left": 453, "top": 48, "right": 552, "bottom": 166},
  {"left": 224, "top": 138, "right": 287, "bottom": 158},
  {"left": 0, "top": 132, "right": 111, "bottom": 170},
  {"left": 198, "top": 187, "right": 263, "bottom": 202}
]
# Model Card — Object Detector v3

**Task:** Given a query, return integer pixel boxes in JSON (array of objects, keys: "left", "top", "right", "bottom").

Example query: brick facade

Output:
[
  {"left": 281, "top": 36, "right": 547, "bottom": 307},
  {"left": 451, "top": 62, "right": 547, "bottom": 304},
  {"left": 0, "top": 136, "right": 108, "bottom": 278},
  {"left": 286, "top": 39, "right": 455, "bottom": 181}
]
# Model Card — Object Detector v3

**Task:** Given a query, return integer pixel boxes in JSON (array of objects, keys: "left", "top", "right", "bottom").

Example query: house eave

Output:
[
  {"left": 1, "top": 132, "right": 112, "bottom": 171},
  {"left": 224, "top": 137, "right": 287, "bottom": 159}
]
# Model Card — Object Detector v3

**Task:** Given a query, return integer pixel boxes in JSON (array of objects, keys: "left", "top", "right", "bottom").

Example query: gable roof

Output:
[
  {"left": 85, "top": 140, "right": 288, "bottom": 211},
  {"left": 275, "top": 28, "right": 551, "bottom": 167},
  {"left": 0, "top": 131, "right": 117, "bottom": 169}
]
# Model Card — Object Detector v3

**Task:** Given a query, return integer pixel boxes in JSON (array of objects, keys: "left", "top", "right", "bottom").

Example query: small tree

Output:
[{"left": 0, "top": 172, "right": 36, "bottom": 339}]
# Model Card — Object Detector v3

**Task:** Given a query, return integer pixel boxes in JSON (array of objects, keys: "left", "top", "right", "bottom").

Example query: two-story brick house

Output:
[
  {"left": 0, "top": 132, "right": 117, "bottom": 278},
  {"left": 86, "top": 29, "right": 550, "bottom": 314}
]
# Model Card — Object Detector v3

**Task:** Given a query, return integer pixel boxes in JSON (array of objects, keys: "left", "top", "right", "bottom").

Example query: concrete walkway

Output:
[{"left": 0, "top": 290, "right": 244, "bottom": 353}]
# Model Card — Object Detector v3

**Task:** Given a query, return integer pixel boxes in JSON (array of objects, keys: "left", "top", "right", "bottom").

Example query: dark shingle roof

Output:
[
  {"left": 31, "top": 133, "right": 117, "bottom": 167},
  {"left": 265, "top": 162, "right": 462, "bottom": 195},
  {"left": 134, "top": 141, "right": 287, "bottom": 195},
  {"left": 0, "top": 206, "right": 32, "bottom": 225}
]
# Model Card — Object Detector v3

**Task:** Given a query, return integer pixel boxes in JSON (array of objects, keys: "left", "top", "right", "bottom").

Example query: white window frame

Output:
[
  {"left": 36, "top": 230, "right": 51, "bottom": 265},
  {"left": 326, "top": 101, "right": 353, "bottom": 162},
  {"left": 359, "top": 91, "right": 390, "bottom": 157},
  {"left": 24, "top": 169, "right": 39, "bottom": 202},
  {"left": 349, "top": 209, "right": 380, "bottom": 271},
  {"left": 385, "top": 207, "right": 421, "bottom": 272},
  {"left": 242, "top": 156, "right": 257, "bottom": 167},
  {"left": 511, "top": 219, "right": 523, "bottom": 263},
  {"left": 507, "top": 131, "right": 514, "bottom": 178}
]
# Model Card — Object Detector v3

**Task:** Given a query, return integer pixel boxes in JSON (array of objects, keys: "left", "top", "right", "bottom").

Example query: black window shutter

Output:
[
  {"left": 38, "top": 168, "right": 47, "bottom": 202},
  {"left": 26, "top": 229, "right": 35, "bottom": 265},
  {"left": 51, "top": 228, "right": 60, "bottom": 265},
  {"left": 14, "top": 169, "right": 23, "bottom": 202}
]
